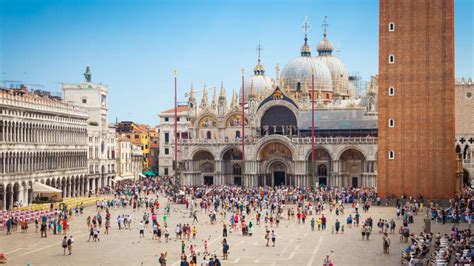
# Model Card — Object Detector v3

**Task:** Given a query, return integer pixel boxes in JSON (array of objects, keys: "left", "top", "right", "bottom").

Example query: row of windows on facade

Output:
[
  {"left": 0, "top": 121, "right": 87, "bottom": 145},
  {"left": 164, "top": 117, "right": 190, "bottom": 122},
  {"left": 163, "top": 130, "right": 242, "bottom": 144},
  {"left": 386, "top": 19, "right": 396, "bottom": 163},
  {"left": 1, "top": 109, "right": 86, "bottom": 125},
  {"left": 0, "top": 151, "right": 87, "bottom": 174},
  {"left": 88, "top": 147, "right": 115, "bottom": 160},
  {"left": 88, "top": 137, "right": 115, "bottom": 144},
  {"left": 88, "top": 163, "right": 115, "bottom": 174},
  {"left": 164, "top": 132, "right": 190, "bottom": 143}
]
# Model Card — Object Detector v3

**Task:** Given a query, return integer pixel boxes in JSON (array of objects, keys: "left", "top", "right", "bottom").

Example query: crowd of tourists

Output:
[{"left": 1, "top": 175, "right": 473, "bottom": 265}]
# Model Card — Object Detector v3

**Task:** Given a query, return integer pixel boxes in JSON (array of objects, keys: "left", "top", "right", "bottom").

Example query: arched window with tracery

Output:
[{"left": 233, "top": 164, "right": 241, "bottom": 176}]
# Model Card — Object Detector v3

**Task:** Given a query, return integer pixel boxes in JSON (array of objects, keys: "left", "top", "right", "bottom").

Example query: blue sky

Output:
[{"left": 1, "top": 0, "right": 472, "bottom": 125}]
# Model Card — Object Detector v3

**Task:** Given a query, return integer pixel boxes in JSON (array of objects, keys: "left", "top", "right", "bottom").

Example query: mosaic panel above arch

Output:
[
  {"left": 198, "top": 115, "right": 218, "bottom": 128},
  {"left": 259, "top": 142, "right": 293, "bottom": 161},
  {"left": 225, "top": 114, "right": 248, "bottom": 127}
]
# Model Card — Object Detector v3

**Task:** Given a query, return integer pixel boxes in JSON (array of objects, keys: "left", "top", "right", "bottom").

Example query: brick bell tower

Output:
[{"left": 378, "top": 0, "right": 456, "bottom": 199}]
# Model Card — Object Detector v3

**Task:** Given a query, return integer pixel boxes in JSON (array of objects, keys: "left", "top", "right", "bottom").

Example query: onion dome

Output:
[
  {"left": 281, "top": 32, "right": 333, "bottom": 93},
  {"left": 314, "top": 17, "right": 349, "bottom": 96},
  {"left": 316, "top": 37, "right": 334, "bottom": 55},
  {"left": 244, "top": 44, "right": 275, "bottom": 99}
]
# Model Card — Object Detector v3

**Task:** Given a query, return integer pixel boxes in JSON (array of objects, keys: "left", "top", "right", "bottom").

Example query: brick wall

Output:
[{"left": 378, "top": 0, "right": 456, "bottom": 199}]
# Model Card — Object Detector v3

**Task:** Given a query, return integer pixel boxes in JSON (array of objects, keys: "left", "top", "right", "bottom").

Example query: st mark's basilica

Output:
[{"left": 174, "top": 19, "right": 379, "bottom": 188}]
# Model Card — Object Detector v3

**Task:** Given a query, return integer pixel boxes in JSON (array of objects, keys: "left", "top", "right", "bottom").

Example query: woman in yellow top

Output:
[{"left": 191, "top": 226, "right": 197, "bottom": 240}]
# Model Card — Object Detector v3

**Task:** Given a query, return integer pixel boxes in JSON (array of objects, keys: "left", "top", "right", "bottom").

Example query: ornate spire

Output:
[
  {"left": 322, "top": 15, "right": 328, "bottom": 38},
  {"left": 188, "top": 84, "right": 196, "bottom": 102},
  {"left": 219, "top": 82, "right": 226, "bottom": 99},
  {"left": 275, "top": 63, "right": 280, "bottom": 83},
  {"left": 317, "top": 16, "right": 334, "bottom": 55},
  {"left": 231, "top": 90, "right": 238, "bottom": 109},
  {"left": 211, "top": 87, "right": 217, "bottom": 110},
  {"left": 249, "top": 80, "right": 256, "bottom": 98},
  {"left": 254, "top": 42, "right": 265, "bottom": 75},
  {"left": 300, "top": 17, "right": 312, "bottom": 57},
  {"left": 200, "top": 87, "right": 208, "bottom": 109}
]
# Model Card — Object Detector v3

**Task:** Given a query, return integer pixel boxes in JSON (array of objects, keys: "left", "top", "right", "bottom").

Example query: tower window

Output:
[
  {"left": 388, "top": 87, "right": 395, "bottom": 96},
  {"left": 388, "top": 22, "right": 395, "bottom": 32},
  {"left": 388, "top": 150, "right": 395, "bottom": 160},
  {"left": 389, "top": 54, "right": 395, "bottom": 64},
  {"left": 388, "top": 118, "right": 395, "bottom": 128}
]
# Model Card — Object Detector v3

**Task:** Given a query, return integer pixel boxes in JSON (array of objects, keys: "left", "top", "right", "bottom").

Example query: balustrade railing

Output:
[{"left": 178, "top": 136, "right": 378, "bottom": 145}]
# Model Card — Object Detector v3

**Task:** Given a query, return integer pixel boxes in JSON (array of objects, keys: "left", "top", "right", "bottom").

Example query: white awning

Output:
[
  {"left": 33, "top": 182, "right": 62, "bottom": 193},
  {"left": 139, "top": 173, "right": 146, "bottom": 178},
  {"left": 113, "top": 176, "right": 135, "bottom": 182}
]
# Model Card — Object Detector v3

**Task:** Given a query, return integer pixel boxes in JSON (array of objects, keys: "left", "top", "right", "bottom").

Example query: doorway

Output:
[
  {"left": 319, "top": 177, "right": 327, "bottom": 187},
  {"left": 351, "top": 177, "right": 358, "bottom": 188},
  {"left": 274, "top": 171, "right": 285, "bottom": 186},
  {"left": 204, "top": 176, "right": 213, "bottom": 185},
  {"left": 234, "top": 176, "right": 242, "bottom": 186}
]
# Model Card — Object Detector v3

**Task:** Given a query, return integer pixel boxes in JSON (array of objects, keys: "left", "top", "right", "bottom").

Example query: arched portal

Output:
[
  {"left": 307, "top": 148, "right": 332, "bottom": 187},
  {"left": 339, "top": 149, "right": 366, "bottom": 188},
  {"left": 260, "top": 105, "right": 297, "bottom": 136},
  {"left": 268, "top": 161, "right": 287, "bottom": 187},
  {"left": 463, "top": 169, "right": 470, "bottom": 186},
  {"left": 6, "top": 184, "right": 12, "bottom": 210},
  {"left": 0, "top": 184, "right": 4, "bottom": 210},
  {"left": 221, "top": 148, "right": 242, "bottom": 185},
  {"left": 258, "top": 141, "right": 294, "bottom": 186},
  {"left": 193, "top": 150, "right": 215, "bottom": 185}
]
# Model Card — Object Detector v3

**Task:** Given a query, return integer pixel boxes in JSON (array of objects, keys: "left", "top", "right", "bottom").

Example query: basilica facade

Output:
[{"left": 174, "top": 28, "right": 379, "bottom": 188}]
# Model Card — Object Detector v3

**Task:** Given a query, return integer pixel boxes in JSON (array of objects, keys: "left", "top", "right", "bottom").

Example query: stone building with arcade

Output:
[
  {"left": 0, "top": 86, "right": 89, "bottom": 210},
  {"left": 174, "top": 25, "right": 379, "bottom": 188}
]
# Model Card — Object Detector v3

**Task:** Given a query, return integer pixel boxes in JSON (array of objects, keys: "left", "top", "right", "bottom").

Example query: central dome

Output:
[{"left": 281, "top": 40, "right": 333, "bottom": 93}]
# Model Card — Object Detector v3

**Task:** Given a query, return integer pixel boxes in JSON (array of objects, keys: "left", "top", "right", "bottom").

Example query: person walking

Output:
[
  {"left": 67, "top": 236, "right": 74, "bottom": 255},
  {"left": 62, "top": 236, "right": 68, "bottom": 255},
  {"left": 271, "top": 230, "right": 276, "bottom": 247},
  {"left": 159, "top": 252, "right": 167, "bottom": 266},
  {"left": 265, "top": 230, "right": 270, "bottom": 246},
  {"left": 138, "top": 221, "right": 145, "bottom": 238},
  {"left": 383, "top": 233, "right": 391, "bottom": 254},
  {"left": 222, "top": 238, "right": 229, "bottom": 260},
  {"left": 335, "top": 219, "right": 340, "bottom": 234}
]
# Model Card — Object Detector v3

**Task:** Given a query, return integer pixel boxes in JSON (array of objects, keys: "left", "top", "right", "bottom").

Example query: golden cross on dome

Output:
[
  {"left": 322, "top": 16, "right": 329, "bottom": 38},
  {"left": 256, "top": 42, "right": 263, "bottom": 63},
  {"left": 301, "top": 16, "right": 311, "bottom": 36}
]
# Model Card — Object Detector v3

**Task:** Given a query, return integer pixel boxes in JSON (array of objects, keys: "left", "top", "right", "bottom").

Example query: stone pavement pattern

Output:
[{"left": 0, "top": 198, "right": 467, "bottom": 266}]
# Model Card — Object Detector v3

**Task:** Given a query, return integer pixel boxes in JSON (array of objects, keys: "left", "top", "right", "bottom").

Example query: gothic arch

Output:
[
  {"left": 335, "top": 146, "right": 368, "bottom": 161},
  {"left": 220, "top": 146, "right": 243, "bottom": 160},
  {"left": 190, "top": 148, "right": 215, "bottom": 161},
  {"left": 255, "top": 101, "right": 300, "bottom": 129},
  {"left": 306, "top": 146, "right": 333, "bottom": 161},
  {"left": 255, "top": 135, "right": 297, "bottom": 161}
]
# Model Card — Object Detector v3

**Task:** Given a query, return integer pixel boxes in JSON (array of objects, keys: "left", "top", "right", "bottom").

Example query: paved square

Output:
[{"left": 0, "top": 196, "right": 467, "bottom": 265}]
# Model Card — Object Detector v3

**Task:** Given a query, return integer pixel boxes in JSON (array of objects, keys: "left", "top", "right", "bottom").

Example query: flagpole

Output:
[
  {"left": 241, "top": 68, "right": 245, "bottom": 188},
  {"left": 174, "top": 69, "right": 178, "bottom": 188},
  {"left": 311, "top": 67, "right": 315, "bottom": 192}
]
